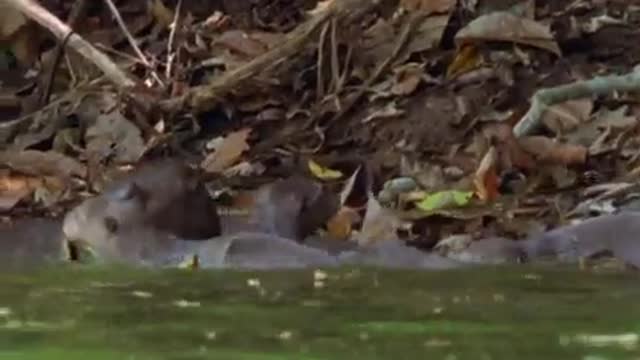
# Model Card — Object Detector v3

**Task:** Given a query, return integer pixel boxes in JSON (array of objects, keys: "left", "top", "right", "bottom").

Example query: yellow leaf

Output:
[
  {"left": 308, "top": 160, "right": 343, "bottom": 180},
  {"left": 446, "top": 44, "right": 482, "bottom": 79},
  {"left": 415, "top": 190, "right": 474, "bottom": 212},
  {"left": 150, "top": 0, "right": 175, "bottom": 28}
]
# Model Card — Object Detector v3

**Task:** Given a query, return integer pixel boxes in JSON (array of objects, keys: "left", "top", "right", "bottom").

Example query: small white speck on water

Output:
[
  {"left": 560, "top": 333, "right": 639, "bottom": 350},
  {"left": 0, "top": 307, "right": 11, "bottom": 316},
  {"left": 523, "top": 273, "right": 541, "bottom": 280},
  {"left": 205, "top": 331, "right": 217, "bottom": 340},
  {"left": 313, "top": 270, "right": 328, "bottom": 281},
  {"left": 433, "top": 307, "right": 444, "bottom": 314},
  {"left": 313, "top": 280, "right": 325, "bottom": 289},
  {"left": 131, "top": 290, "right": 153, "bottom": 298},
  {"left": 247, "top": 278, "right": 261, "bottom": 288},
  {"left": 424, "top": 338, "right": 452, "bottom": 347},
  {"left": 278, "top": 330, "right": 293, "bottom": 341},
  {"left": 173, "top": 299, "right": 201, "bottom": 308}
]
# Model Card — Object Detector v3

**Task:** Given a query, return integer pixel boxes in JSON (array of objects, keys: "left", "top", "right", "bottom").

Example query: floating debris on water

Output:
[{"left": 173, "top": 299, "right": 201, "bottom": 308}]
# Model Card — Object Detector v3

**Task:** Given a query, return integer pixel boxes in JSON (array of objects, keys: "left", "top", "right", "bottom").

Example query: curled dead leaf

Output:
[
  {"left": 474, "top": 146, "right": 500, "bottom": 202},
  {"left": 541, "top": 99, "right": 593, "bottom": 135},
  {"left": 326, "top": 207, "right": 360, "bottom": 240},
  {"left": 202, "top": 128, "right": 251, "bottom": 174},
  {"left": 400, "top": 0, "right": 456, "bottom": 14},
  {"left": 481, "top": 122, "right": 535, "bottom": 170},
  {"left": 391, "top": 63, "right": 424, "bottom": 95},
  {"left": 455, "top": 11, "right": 561, "bottom": 56}
]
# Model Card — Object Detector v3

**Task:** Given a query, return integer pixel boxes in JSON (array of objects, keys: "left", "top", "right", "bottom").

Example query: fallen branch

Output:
[
  {"left": 513, "top": 69, "right": 640, "bottom": 136},
  {"left": 7, "top": 0, "right": 136, "bottom": 89},
  {"left": 160, "top": 0, "right": 380, "bottom": 113}
]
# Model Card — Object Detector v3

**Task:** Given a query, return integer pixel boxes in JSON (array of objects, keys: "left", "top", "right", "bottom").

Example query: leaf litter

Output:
[{"left": 3, "top": 0, "right": 640, "bottom": 268}]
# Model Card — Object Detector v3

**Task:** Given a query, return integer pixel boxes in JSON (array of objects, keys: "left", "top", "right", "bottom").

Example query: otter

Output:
[{"left": 62, "top": 159, "right": 221, "bottom": 259}]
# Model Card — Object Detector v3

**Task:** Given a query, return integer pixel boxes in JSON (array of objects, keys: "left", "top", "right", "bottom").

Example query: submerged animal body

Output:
[
  {"left": 521, "top": 212, "right": 640, "bottom": 266},
  {"left": 248, "top": 175, "right": 339, "bottom": 242},
  {"left": 57, "top": 158, "right": 640, "bottom": 270}
]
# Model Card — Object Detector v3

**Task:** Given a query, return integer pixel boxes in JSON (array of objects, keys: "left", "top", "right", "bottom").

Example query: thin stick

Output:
[
  {"left": 325, "top": 12, "right": 423, "bottom": 130},
  {"left": 316, "top": 22, "right": 330, "bottom": 101},
  {"left": 40, "top": 0, "right": 88, "bottom": 106},
  {"left": 102, "top": 0, "right": 165, "bottom": 88},
  {"left": 166, "top": 0, "right": 182, "bottom": 79}
]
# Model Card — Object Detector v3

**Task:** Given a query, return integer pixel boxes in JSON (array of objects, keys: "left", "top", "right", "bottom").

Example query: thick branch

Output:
[{"left": 514, "top": 70, "right": 640, "bottom": 136}]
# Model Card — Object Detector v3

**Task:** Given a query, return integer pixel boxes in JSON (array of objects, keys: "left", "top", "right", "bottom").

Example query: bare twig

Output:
[
  {"left": 316, "top": 21, "right": 330, "bottom": 101},
  {"left": 103, "top": 0, "right": 165, "bottom": 88},
  {"left": 6, "top": 0, "right": 136, "bottom": 89},
  {"left": 325, "top": 12, "right": 424, "bottom": 130},
  {"left": 166, "top": 0, "right": 183, "bottom": 79},
  {"left": 40, "top": 0, "right": 88, "bottom": 106}
]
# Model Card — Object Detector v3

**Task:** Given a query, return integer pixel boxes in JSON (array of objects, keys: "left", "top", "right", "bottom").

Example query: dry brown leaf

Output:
[
  {"left": 481, "top": 123, "right": 535, "bottom": 170},
  {"left": 518, "top": 136, "right": 587, "bottom": 165},
  {"left": 0, "top": 150, "right": 86, "bottom": 179},
  {"left": 326, "top": 206, "right": 359, "bottom": 240},
  {"left": 455, "top": 11, "right": 561, "bottom": 56},
  {"left": 400, "top": 0, "right": 456, "bottom": 14},
  {"left": 0, "top": 3, "right": 26, "bottom": 40},
  {"left": 8, "top": 23, "right": 41, "bottom": 65},
  {"left": 360, "top": 18, "right": 396, "bottom": 66},
  {"left": 566, "top": 105, "right": 637, "bottom": 147},
  {"left": 474, "top": 146, "right": 500, "bottom": 202},
  {"left": 214, "top": 30, "right": 278, "bottom": 58},
  {"left": 150, "top": 0, "right": 175, "bottom": 28},
  {"left": 391, "top": 63, "right": 424, "bottom": 95},
  {"left": 0, "top": 172, "right": 40, "bottom": 211},
  {"left": 307, "top": 0, "right": 334, "bottom": 16},
  {"left": 541, "top": 99, "right": 593, "bottom": 135},
  {"left": 202, "top": 128, "right": 251, "bottom": 173},
  {"left": 406, "top": 15, "right": 450, "bottom": 54}
]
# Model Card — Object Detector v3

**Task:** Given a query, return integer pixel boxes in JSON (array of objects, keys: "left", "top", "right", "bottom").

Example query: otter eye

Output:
[{"left": 104, "top": 216, "right": 119, "bottom": 233}]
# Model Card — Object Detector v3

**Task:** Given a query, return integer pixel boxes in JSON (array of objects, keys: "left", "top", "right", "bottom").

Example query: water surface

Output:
[{"left": 0, "top": 264, "right": 638, "bottom": 359}]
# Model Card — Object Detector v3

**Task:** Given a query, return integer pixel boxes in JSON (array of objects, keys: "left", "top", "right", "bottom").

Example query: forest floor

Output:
[{"left": 2, "top": 0, "right": 640, "bottom": 253}]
